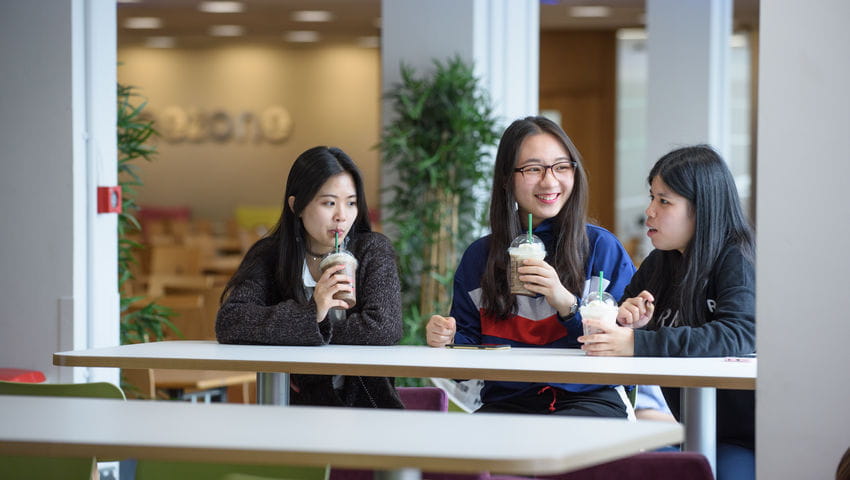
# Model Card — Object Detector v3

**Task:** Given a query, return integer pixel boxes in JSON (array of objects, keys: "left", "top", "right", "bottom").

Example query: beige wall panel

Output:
[{"left": 118, "top": 45, "right": 381, "bottom": 224}]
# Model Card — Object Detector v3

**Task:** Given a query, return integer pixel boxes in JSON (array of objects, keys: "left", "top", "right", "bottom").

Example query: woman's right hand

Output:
[
  {"left": 314, "top": 263, "right": 353, "bottom": 322},
  {"left": 426, "top": 315, "right": 456, "bottom": 347},
  {"left": 617, "top": 290, "right": 655, "bottom": 328}
]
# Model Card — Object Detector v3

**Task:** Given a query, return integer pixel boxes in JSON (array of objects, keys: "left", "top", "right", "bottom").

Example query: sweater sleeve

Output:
[
  {"left": 325, "top": 233, "right": 403, "bottom": 346},
  {"left": 215, "top": 253, "right": 327, "bottom": 346},
  {"left": 215, "top": 233, "right": 403, "bottom": 347},
  {"left": 633, "top": 246, "right": 756, "bottom": 357},
  {"left": 449, "top": 241, "right": 484, "bottom": 345}
]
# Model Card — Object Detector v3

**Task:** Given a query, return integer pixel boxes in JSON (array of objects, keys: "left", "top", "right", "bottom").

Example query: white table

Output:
[
  {"left": 55, "top": 341, "right": 755, "bottom": 472},
  {"left": 0, "top": 395, "right": 682, "bottom": 479}
]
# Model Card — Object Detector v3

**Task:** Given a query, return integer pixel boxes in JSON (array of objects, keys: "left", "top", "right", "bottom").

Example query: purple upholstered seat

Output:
[{"left": 487, "top": 452, "right": 713, "bottom": 480}]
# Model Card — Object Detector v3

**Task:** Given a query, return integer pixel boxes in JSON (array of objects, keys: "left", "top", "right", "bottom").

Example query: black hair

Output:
[
  {"left": 644, "top": 145, "right": 754, "bottom": 328},
  {"left": 480, "top": 116, "right": 590, "bottom": 319},
  {"left": 222, "top": 146, "right": 371, "bottom": 305}
]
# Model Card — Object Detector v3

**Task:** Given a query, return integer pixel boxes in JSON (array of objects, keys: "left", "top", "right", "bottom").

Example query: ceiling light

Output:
[
  {"left": 145, "top": 36, "right": 175, "bottom": 48},
  {"left": 291, "top": 10, "right": 333, "bottom": 22},
  {"left": 357, "top": 36, "right": 380, "bottom": 48},
  {"left": 198, "top": 1, "right": 244, "bottom": 14},
  {"left": 730, "top": 33, "right": 748, "bottom": 48},
  {"left": 569, "top": 6, "right": 611, "bottom": 18},
  {"left": 209, "top": 25, "right": 245, "bottom": 36},
  {"left": 285, "top": 31, "right": 319, "bottom": 43},
  {"left": 617, "top": 29, "right": 647, "bottom": 41},
  {"left": 124, "top": 17, "right": 162, "bottom": 29}
]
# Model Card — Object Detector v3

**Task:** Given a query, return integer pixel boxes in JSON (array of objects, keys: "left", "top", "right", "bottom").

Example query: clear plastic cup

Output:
[
  {"left": 579, "top": 291, "right": 618, "bottom": 342},
  {"left": 508, "top": 234, "right": 546, "bottom": 296},
  {"left": 319, "top": 249, "right": 358, "bottom": 309}
]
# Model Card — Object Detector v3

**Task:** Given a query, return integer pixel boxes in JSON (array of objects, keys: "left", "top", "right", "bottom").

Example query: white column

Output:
[
  {"left": 0, "top": 0, "right": 117, "bottom": 384},
  {"left": 646, "top": 0, "right": 732, "bottom": 161},
  {"left": 79, "top": 0, "right": 120, "bottom": 384},
  {"left": 380, "top": 0, "right": 539, "bottom": 215},
  {"left": 757, "top": 1, "right": 850, "bottom": 478}
]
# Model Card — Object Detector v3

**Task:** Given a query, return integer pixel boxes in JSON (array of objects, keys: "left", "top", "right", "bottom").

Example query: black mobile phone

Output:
[{"left": 445, "top": 344, "right": 511, "bottom": 350}]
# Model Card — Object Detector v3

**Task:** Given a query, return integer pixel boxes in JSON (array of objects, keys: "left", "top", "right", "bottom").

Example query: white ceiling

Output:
[{"left": 117, "top": 0, "right": 759, "bottom": 49}]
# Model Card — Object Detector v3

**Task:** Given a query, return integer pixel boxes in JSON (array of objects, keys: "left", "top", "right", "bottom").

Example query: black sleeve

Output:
[
  {"left": 619, "top": 249, "right": 660, "bottom": 302},
  {"left": 633, "top": 246, "right": 756, "bottom": 357}
]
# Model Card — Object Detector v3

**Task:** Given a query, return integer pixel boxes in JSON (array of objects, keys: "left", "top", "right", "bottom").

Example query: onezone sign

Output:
[{"left": 145, "top": 105, "right": 294, "bottom": 144}]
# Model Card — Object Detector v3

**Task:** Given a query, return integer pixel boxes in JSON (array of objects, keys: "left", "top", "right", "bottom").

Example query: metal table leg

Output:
[
  {"left": 683, "top": 386, "right": 716, "bottom": 475},
  {"left": 375, "top": 468, "right": 421, "bottom": 480},
  {"left": 257, "top": 372, "right": 289, "bottom": 405}
]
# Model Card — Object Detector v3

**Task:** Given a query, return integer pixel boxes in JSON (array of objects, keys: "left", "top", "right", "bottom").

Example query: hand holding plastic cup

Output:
[
  {"left": 508, "top": 213, "right": 547, "bottom": 296},
  {"left": 580, "top": 290, "right": 618, "bottom": 343},
  {"left": 319, "top": 238, "right": 357, "bottom": 309},
  {"left": 508, "top": 235, "right": 546, "bottom": 296}
]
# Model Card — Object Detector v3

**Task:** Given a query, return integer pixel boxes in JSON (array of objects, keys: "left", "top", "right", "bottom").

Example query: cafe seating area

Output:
[{"left": 121, "top": 206, "right": 277, "bottom": 404}]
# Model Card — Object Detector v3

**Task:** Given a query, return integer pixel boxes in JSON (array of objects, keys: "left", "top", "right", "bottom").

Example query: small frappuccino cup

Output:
[
  {"left": 319, "top": 249, "right": 358, "bottom": 309},
  {"left": 579, "top": 291, "right": 618, "bottom": 343}
]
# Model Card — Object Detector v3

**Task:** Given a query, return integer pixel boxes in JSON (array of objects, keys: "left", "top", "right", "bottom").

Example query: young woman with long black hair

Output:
[
  {"left": 426, "top": 116, "right": 636, "bottom": 417},
  {"left": 581, "top": 145, "right": 756, "bottom": 479},
  {"left": 216, "top": 146, "right": 403, "bottom": 409}
]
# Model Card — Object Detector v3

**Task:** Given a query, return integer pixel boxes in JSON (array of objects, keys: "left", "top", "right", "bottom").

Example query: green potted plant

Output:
[
  {"left": 380, "top": 56, "right": 500, "bottom": 359},
  {"left": 117, "top": 81, "right": 176, "bottom": 344}
]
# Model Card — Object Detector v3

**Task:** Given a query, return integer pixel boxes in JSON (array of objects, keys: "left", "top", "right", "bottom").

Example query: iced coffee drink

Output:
[
  {"left": 508, "top": 234, "right": 546, "bottom": 296},
  {"left": 579, "top": 291, "right": 618, "bottom": 343},
  {"left": 319, "top": 249, "right": 358, "bottom": 309}
]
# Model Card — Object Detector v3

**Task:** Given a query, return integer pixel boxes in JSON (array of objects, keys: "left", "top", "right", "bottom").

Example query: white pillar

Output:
[
  {"left": 380, "top": 0, "right": 539, "bottom": 219},
  {"left": 757, "top": 1, "right": 850, "bottom": 478},
  {"left": 646, "top": 0, "right": 732, "bottom": 161},
  {"left": 381, "top": 0, "right": 538, "bottom": 128},
  {"left": 0, "top": 0, "right": 117, "bottom": 384}
]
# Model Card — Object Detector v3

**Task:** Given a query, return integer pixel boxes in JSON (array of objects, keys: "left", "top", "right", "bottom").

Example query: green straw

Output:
[
  {"left": 598, "top": 271, "right": 604, "bottom": 299},
  {"left": 334, "top": 231, "right": 339, "bottom": 253},
  {"left": 527, "top": 213, "right": 533, "bottom": 243}
]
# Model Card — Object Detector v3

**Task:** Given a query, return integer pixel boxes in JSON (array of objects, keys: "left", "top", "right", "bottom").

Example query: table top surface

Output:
[
  {"left": 0, "top": 395, "right": 682, "bottom": 474},
  {"left": 55, "top": 341, "right": 756, "bottom": 390}
]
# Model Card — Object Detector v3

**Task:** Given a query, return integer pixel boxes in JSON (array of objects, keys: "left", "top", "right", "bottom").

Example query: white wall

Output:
[
  {"left": 756, "top": 0, "right": 850, "bottom": 478},
  {"left": 0, "top": 1, "right": 117, "bottom": 383}
]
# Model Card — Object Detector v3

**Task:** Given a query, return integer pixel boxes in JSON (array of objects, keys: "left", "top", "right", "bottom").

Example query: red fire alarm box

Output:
[{"left": 97, "top": 186, "right": 122, "bottom": 214}]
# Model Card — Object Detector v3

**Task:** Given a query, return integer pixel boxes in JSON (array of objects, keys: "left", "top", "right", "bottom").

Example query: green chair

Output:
[
  {"left": 0, "top": 380, "right": 329, "bottom": 480},
  {"left": 0, "top": 379, "right": 125, "bottom": 480}
]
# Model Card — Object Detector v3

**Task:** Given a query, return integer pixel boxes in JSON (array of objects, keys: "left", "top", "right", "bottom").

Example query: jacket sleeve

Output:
[
  {"left": 633, "top": 247, "right": 756, "bottom": 357},
  {"left": 325, "top": 234, "right": 403, "bottom": 346},
  {"left": 587, "top": 230, "right": 637, "bottom": 302},
  {"left": 449, "top": 243, "right": 483, "bottom": 345},
  {"left": 215, "top": 253, "right": 327, "bottom": 346}
]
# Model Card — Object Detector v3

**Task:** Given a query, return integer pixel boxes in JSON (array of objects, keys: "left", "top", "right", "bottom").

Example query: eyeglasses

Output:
[{"left": 513, "top": 161, "right": 577, "bottom": 182}]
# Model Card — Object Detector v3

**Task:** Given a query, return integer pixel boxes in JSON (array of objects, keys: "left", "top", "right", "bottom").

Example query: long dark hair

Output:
[
  {"left": 480, "top": 116, "right": 590, "bottom": 319},
  {"left": 222, "top": 146, "right": 371, "bottom": 304},
  {"left": 644, "top": 145, "right": 754, "bottom": 328}
]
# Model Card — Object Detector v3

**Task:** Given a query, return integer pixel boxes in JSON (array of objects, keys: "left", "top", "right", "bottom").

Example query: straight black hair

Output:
[
  {"left": 644, "top": 144, "right": 755, "bottom": 328},
  {"left": 480, "top": 116, "right": 589, "bottom": 319},
  {"left": 222, "top": 146, "right": 371, "bottom": 304}
]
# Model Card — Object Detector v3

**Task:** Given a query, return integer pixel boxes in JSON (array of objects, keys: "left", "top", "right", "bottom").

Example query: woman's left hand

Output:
[
  {"left": 518, "top": 259, "right": 577, "bottom": 317},
  {"left": 578, "top": 320, "right": 635, "bottom": 356}
]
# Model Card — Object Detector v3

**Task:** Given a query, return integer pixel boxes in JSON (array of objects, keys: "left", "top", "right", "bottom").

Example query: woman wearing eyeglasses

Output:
[{"left": 425, "top": 116, "right": 635, "bottom": 417}]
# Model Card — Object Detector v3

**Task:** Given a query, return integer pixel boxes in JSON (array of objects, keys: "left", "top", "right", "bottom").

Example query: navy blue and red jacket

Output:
[{"left": 450, "top": 219, "right": 636, "bottom": 404}]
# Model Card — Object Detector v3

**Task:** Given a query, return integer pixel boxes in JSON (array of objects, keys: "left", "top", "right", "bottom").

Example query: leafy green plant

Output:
[
  {"left": 380, "top": 56, "right": 500, "bottom": 369},
  {"left": 117, "top": 81, "right": 177, "bottom": 344}
]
